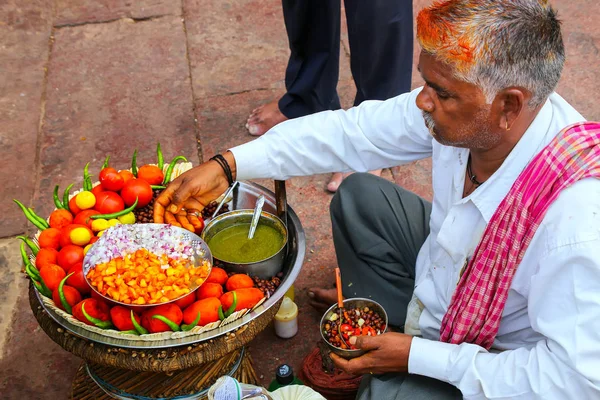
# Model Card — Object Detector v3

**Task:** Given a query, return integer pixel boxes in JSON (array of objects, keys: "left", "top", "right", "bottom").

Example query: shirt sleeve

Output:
[
  {"left": 229, "top": 87, "right": 433, "bottom": 181},
  {"left": 409, "top": 238, "right": 600, "bottom": 399}
]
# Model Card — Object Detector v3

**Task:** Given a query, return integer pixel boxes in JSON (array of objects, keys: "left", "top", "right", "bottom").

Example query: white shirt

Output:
[{"left": 230, "top": 88, "right": 600, "bottom": 399}]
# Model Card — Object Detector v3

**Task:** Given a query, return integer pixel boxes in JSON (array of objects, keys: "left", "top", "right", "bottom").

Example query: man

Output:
[{"left": 155, "top": 1, "right": 600, "bottom": 398}]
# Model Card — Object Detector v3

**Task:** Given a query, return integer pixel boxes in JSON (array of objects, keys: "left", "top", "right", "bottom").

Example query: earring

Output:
[{"left": 505, "top": 119, "right": 510, "bottom": 131}]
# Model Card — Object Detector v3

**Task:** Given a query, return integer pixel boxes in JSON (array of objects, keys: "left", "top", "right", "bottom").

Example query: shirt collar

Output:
[{"left": 457, "top": 99, "right": 556, "bottom": 222}]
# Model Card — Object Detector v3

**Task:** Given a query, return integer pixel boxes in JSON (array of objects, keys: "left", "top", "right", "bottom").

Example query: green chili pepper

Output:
[
  {"left": 14, "top": 200, "right": 48, "bottom": 231},
  {"left": 33, "top": 280, "right": 52, "bottom": 298},
  {"left": 157, "top": 143, "right": 164, "bottom": 171},
  {"left": 150, "top": 185, "right": 166, "bottom": 190},
  {"left": 131, "top": 310, "right": 149, "bottom": 335},
  {"left": 83, "top": 162, "right": 92, "bottom": 191},
  {"left": 19, "top": 241, "right": 30, "bottom": 267},
  {"left": 53, "top": 185, "right": 65, "bottom": 209},
  {"left": 63, "top": 183, "right": 74, "bottom": 210},
  {"left": 28, "top": 207, "right": 50, "bottom": 229},
  {"left": 58, "top": 273, "right": 75, "bottom": 314},
  {"left": 225, "top": 291, "right": 238, "bottom": 318},
  {"left": 25, "top": 262, "right": 40, "bottom": 281},
  {"left": 102, "top": 155, "right": 110, "bottom": 169},
  {"left": 17, "top": 235, "right": 39, "bottom": 256},
  {"left": 82, "top": 303, "right": 113, "bottom": 329},
  {"left": 120, "top": 329, "right": 140, "bottom": 336},
  {"left": 162, "top": 156, "right": 188, "bottom": 185},
  {"left": 218, "top": 305, "right": 225, "bottom": 321},
  {"left": 152, "top": 315, "right": 181, "bottom": 331},
  {"left": 90, "top": 198, "right": 138, "bottom": 220},
  {"left": 181, "top": 312, "right": 201, "bottom": 331},
  {"left": 131, "top": 150, "right": 138, "bottom": 177}
]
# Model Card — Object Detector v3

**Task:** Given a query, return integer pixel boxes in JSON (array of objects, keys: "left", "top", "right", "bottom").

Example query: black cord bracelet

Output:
[{"left": 210, "top": 154, "right": 234, "bottom": 186}]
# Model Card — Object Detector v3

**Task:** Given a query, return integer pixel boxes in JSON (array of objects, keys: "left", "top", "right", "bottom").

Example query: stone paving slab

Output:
[
  {"left": 0, "top": 239, "right": 27, "bottom": 357},
  {"left": 55, "top": 0, "right": 180, "bottom": 26},
  {"left": 184, "top": 0, "right": 289, "bottom": 98},
  {"left": 0, "top": 0, "right": 53, "bottom": 237},
  {"left": 33, "top": 16, "right": 199, "bottom": 218}
]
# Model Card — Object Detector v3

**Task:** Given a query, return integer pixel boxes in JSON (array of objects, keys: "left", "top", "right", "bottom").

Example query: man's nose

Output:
[{"left": 416, "top": 88, "right": 434, "bottom": 113}]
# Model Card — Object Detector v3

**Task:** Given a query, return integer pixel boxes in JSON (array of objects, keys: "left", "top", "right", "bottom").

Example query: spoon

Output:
[
  {"left": 211, "top": 181, "right": 239, "bottom": 219},
  {"left": 335, "top": 267, "right": 351, "bottom": 348},
  {"left": 247, "top": 195, "right": 265, "bottom": 239}
]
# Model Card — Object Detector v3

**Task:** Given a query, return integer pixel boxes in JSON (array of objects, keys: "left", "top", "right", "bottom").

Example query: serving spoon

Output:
[
  {"left": 335, "top": 267, "right": 351, "bottom": 348},
  {"left": 247, "top": 195, "right": 265, "bottom": 239}
]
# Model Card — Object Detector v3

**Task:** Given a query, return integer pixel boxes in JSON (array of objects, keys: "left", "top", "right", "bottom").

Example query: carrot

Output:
[
  {"left": 225, "top": 274, "right": 255, "bottom": 292},
  {"left": 183, "top": 297, "right": 221, "bottom": 326},
  {"left": 220, "top": 288, "right": 264, "bottom": 312},
  {"left": 206, "top": 267, "right": 228, "bottom": 285},
  {"left": 196, "top": 282, "right": 224, "bottom": 300}
]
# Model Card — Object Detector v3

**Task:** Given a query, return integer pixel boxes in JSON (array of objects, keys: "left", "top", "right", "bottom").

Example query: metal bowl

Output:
[
  {"left": 83, "top": 223, "right": 213, "bottom": 311},
  {"left": 202, "top": 210, "right": 287, "bottom": 279},
  {"left": 320, "top": 298, "right": 389, "bottom": 359}
]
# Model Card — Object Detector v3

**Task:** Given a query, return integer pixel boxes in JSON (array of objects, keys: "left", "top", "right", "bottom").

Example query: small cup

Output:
[{"left": 320, "top": 298, "right": 388, "bottom": 359}]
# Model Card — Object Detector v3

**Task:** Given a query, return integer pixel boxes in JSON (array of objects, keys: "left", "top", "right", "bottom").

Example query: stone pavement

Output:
[{"left": 0, "top": 0, "right": 598, "bottom": 398}]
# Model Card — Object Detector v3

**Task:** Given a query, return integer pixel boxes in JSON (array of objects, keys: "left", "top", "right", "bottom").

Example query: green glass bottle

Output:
[{"left": 267, "top": 364, "right": 303, "bottom": 392}]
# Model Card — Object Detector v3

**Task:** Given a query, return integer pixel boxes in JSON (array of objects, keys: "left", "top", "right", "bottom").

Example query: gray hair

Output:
[{"left": 417, "top": 0, "right": 565, "bottom": 107}]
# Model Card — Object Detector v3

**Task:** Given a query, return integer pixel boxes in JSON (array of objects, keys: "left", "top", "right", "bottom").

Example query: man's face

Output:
[{"left": 416, "top": 51, "right": 501, "bottom": 150}]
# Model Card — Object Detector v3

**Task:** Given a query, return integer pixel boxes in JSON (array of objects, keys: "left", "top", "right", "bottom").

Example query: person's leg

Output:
[
  {"left": 344, "top": 0, "right": 413, "bottom": 105},
  {"left": 246, "top": 0, "right": 341, "bottom": 136},
  {"left": 311, "top": 173, "right": 431, "bottom": 328},
  {"left": 357, "top": 373, "right": 462, "bottom": 400}
]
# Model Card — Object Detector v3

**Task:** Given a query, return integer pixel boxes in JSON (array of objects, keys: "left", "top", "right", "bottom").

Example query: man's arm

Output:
[
  {"left": 409, "top": 240, "right": 600, "bottom": 399},
  {"left": 231, "top": 88, "right": 433, "bottom": 181}
]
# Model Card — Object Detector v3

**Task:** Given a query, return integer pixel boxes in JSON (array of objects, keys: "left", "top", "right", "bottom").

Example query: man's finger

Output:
[
  {"left": 153, "top": 201, "right": 166, "bottom": 224},
  {"left": 330, "top": 353, "right": 352, "bottom": 372},
  {"left": 175, "top": 211, "right": 195, "bottom": 232},
  {"left": 154, "top": 180, "right": 181, "bottom": 222},
  {"left": 351, "top": 334, "right": 381, "bottom": 351},
  {"left": 187, "top": 213, "right": 204, "bottom": 232},
  {"left": 164, "top": 211, "right": 182, "bottom": 227}
]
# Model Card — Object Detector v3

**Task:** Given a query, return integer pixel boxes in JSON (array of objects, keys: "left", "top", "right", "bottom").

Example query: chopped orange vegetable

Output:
[{"left": 86, "top": 249, "right": 211, "bottom": 304}]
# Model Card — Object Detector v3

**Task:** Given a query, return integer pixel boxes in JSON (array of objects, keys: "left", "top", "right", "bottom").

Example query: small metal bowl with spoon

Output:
[{"left": 202, "top": 195, "right": 288, "bottom": 279}]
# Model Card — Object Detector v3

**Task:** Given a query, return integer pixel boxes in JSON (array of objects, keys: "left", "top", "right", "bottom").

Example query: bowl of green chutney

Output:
[{"left": 201, "top": 210, "right": 288, "bottom": 279}]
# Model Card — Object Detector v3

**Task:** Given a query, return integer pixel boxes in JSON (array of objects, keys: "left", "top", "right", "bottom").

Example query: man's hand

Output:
[
  {"left": 153, "top": 152, "right": 236, "bottom": 226},
  {"left": 330, "top": 332, "right": 413, "bottom": 376}
]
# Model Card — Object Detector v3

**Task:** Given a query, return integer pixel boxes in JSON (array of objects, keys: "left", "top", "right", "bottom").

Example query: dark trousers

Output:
[
  {"left": 330, "top": 173, "right": 462, "bottom": 399},
  {"left": 278, "top": 0, "right": 414, "bottom": 119}
]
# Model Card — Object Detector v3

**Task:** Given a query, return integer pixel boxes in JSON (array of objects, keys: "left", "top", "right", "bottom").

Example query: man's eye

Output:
[{"left": 436, "top": 91, "right": 450, "bottom": 99}]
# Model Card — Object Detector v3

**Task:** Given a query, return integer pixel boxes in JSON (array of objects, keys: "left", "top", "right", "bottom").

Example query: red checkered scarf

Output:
[{"left": 440, "top": 121, "right": 600, "bottom": 350}]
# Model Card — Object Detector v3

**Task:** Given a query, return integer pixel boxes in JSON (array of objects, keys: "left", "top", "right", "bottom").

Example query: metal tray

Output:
[{"left": 36, "top": 181, "right": 305, "bottom": 349}]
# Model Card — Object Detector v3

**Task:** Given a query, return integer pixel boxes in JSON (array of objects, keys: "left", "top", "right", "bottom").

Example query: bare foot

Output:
[
  {"left": 245, "top": 100, "right": 288, "bottom": 136},
  {"left": 308, "top": 288, "right": 340, "bottom": 313},
  {"left": 326, "top": 169, "right": 383, "bottom": 193}
]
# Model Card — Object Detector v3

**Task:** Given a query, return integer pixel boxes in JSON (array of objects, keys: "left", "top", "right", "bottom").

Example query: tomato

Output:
[
  {"left": 137, "top": 165, "right": 164, "bottom": 185},
  {"left": 340, "top": 324, "right": 354, "bottom": 333},
  {"left": 40, "top": 264, "right": 66, "bottom": 291},
  {"left": 36, "top": 248, "right": 59, "bottom": 270},
  {"left": 67, "top": 262, "right": 91, "bottom": 294},
  {"left": 74, "top": 209, "right": 100, "bottom": 228},
  {"left": 94, "top": 191, "right": 125, "bottom": 215},
  {"left": 91, "top": 184, "right": 104, "bottom": 197},
  {"left": 110, "top": 306, "right": 141, "bottom": 331},
  {"left": 141, "top": 304, "right": 183, "bottom": 333},
  {"left": 59, "top": 224, "right": 93, "bottom": 247},
  {"left": 99, "top": 167, "right": 125, "bottom": 192},
  {"left": 89, "top": 235, "right": 99, "bottom": 244},
  {"left": 174, "top": 292, "right": 196, "bottom": 309},
  {"left": 68, "top": 196, "right": 81, "bottom": 215},
  {"left": 52, "top": 284, "right": 83, "bottom": 312},
  {"left": 72, "top": 298, "right": 110, "bottom": 326},
  {"left": 57, "top": 245, "right": 84, "bottom": 271},
  {"left": 48, "top": 209, "right": 73, "bottom": 229},
  {"left": 118, "top": 170, "right": 135, "bottom": 183},
  {"left": 120, "top": 179, "right": 153, "bottom": 208},
  {"left": 38, "top": 228, "right": 61, "bottom": 250}
]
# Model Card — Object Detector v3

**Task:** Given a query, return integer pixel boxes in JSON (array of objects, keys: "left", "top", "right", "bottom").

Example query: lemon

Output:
[
  {"left": 83, "top": 244, "right": 93, "bottom": 255},
  {"left": 75, "top": 191, "right": 96, "bottom": 209},
  {"left": 91, "top": 218, "right": 110, "bottom": 232},
  {"left": 70, "top": 227, "right": 91, "bottom": 246},
  {"left": 107, "top": 218, "right": 121, "bottom": 227},
  {"left": 97, "top": 230, "right": 105, "bottom": 237},
  {"left": 118, "top": 212, "right": 136, "bottom": 224}
]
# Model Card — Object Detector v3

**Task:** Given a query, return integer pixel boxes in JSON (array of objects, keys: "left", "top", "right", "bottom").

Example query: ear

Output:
[{"left": 492, "top": 88, "right": 527, "bottom": 131}]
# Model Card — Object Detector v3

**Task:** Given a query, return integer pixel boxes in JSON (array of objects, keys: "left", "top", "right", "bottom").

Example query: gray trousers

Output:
[{"left": 330, "top": 173, "right": 462, "bottom": 400}]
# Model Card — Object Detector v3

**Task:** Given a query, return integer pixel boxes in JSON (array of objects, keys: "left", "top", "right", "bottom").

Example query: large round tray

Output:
[{"left": 36, "top": 181, "right": 305, "bottom": 349}]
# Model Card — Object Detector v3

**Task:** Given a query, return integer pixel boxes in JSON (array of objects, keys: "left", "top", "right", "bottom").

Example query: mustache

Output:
[{"left": 422, "top": 111, "right": 435, "bottom": 131}]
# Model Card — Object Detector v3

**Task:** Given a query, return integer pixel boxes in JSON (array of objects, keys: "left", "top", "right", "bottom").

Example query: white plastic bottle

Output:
[{"left": 274, "top": 296, "right": 298, "bottom": 338}]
